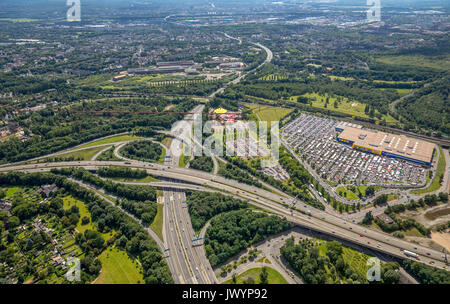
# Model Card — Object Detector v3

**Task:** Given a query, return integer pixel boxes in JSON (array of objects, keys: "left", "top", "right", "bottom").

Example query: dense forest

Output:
[
  {"left": 186, "top": 191, "right": 248, "bottom": 232},
  {"left": 281, "top": 237, "right": 400, "bottom": 284},
  {"left": 396, "top": 78, "right": 450, "bottom": 135},
  {"left": 51, "top": 168, "right": 157, "bottom": 202},
  {"left": 0, "top": 171, "right": 172, "bottom": 284},
  {"left": 218, "top": 161, "right": 262, "bottom": 188},
  {"left": 279, "top": 147, "right": 325, "bottom": 210},
  {"left": 188, "top": 156, "right": 214, "bottom": 173}
]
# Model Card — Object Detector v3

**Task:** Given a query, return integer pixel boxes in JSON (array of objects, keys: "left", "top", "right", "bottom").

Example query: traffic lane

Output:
[
  {"left": 171, "top": 190, "right": 201, "bottom": 283},
  {"left": 177, "top": 190, "right": 216, "bottom": 284},
  {"left": 165, "top": 191, "right": 193, "bottom": 283},
  {"left": 168, "top": 190, "right": 197, "bottom": 283},
  {"left": 175, "top": 190, "right": 210, "bottom": 284},
  {"left": 1, "top": 162, "right": 446, "bottom": 267},
  {"left": 163, "top": 191, "right": 186, "bottom": 283}
]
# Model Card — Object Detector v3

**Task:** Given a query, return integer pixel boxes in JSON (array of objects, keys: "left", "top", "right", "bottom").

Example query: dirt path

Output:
[{"left": 431, "top": 231, "right": 450, "bottom": 252}]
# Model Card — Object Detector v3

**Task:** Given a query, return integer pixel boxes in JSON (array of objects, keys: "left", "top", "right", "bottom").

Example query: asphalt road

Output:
[
  {"left": 3, "top": 160, "right": 448, "bottom": 271},
  {"left": 2, "top": 36, "right": 448, "bottom": 283}
]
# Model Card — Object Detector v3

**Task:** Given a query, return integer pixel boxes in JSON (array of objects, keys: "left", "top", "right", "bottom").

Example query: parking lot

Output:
[{"left": 282, "top": 114, "right": 427, "bottom": 186}]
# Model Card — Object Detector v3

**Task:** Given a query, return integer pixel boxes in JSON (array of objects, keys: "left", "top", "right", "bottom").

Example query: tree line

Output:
[
  {"left": 51, "top": 168, "right": 156, "bottom": 202},
  {"left": 204, "top": 209, "right": 292, "bottom": 267},
  {"left": 0, "top": 171, "right": 172, "bottom": 284}
]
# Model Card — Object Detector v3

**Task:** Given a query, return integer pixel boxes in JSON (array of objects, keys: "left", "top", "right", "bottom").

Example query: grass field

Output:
[
  {"left": 317, "top": 239, "right": 372, "bottom": 282},
  {"left": 79, "top": 73, "right": 210, "bottom": 90},
  {"left": 404, "top": 227, "right": 424, "bottom": 237},
  {"left": 337, "top": 185, "right": 382, "bottom": 200},
  {"left": 94, "top": 247, "right": 144, "bottom": 284},
  {"left": 244, "top": 103, "right": 293, "bottom": 124},
  {"left": 290, "top": 93, "right": 398, "bottom": 124},
  {"left": 79, "top": 134, "right": 143, "bottom": 148},
  {"left": 4, "top": 186, "right": 19, "bottom": 198},
  {"left": 376, "top": 55, "right": 450, "bottom": 71},
  {"left": 341, "top": 247, "right": 372, "bottom": 279},
  {"left": 150, "top": 204, "right": 164, "bottom": 242},
  {"left": 158, "top": 145, "right": 166, "bottom": 164},
  {"left": 411, "top": 146, "right": 446, "bottom": 195},
  {"left": 223, "top": 267, "right": 288, "bottom": 284},
  {"left": 57, "top": 146, "right": 111, "bottom": 161},
  {"left": 161, "top": 137, "right": 172, "bottom": 149},
  {"left": 395, "top": 88, "right": 412, "bottom": 94},
  {"left": 373, "top": 80, "right": 419, "bottom": 85},
  {"left": 336, "top": 186, "right": 360, "bottom": 200},
  {"left": 178, "top": 153, "right": 190, "bottom": 168}
]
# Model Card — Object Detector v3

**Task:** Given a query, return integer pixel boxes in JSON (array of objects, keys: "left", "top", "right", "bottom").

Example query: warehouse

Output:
[{"left": 337, "top": 127, "right": 435, "bottom": 167}]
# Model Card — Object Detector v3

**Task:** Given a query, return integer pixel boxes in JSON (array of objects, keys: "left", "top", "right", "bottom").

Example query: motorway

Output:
[
  {"left": 2, "top": 159, "right": 448, "bottom": 271},
  {"left": 2, "top": 34, "right": 448, "bottom": 284},
  {"left": 161, "top": 104, "right": 218, "bottom": 284}
]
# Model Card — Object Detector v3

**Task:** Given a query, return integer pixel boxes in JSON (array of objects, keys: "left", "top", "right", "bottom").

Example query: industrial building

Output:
[{"left": 337, "top": 127, "right": 435, "bottom": 167}]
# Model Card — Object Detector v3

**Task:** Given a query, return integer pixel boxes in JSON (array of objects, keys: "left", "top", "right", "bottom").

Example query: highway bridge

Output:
[{"left": 1, "top": 159, "right": 448, "bottom": 271}]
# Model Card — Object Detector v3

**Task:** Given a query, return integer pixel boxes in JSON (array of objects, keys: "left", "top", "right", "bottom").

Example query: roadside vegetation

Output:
[
  {"left": 120, "top": 140, "right": 163, "bottom": 163},
  {"left": 281, "top": 237, "right": 401, "bottom": 284},
  {"left": 186, "top": 191, "right": 248, "bottom": 232},
  {"left": 411, "top": 146, "right": 446, "bottom": 195},
  {"left": 96, "top": 146, "right": 121, "bottom": 161},
  {"left": 204, "top": 209, "right": 292, "bottom": 267},
  {"left": 0, "top": 171, "right": 172, "bottom": 284},
  {"left": 95, "top": 247, "right": 144, "bottom": 284},
  {"left": 224, "top": 266, "right": 288, "bottom": 284},
  {"left": 401, "top": 260, "right": 450, "bottom": 284}
]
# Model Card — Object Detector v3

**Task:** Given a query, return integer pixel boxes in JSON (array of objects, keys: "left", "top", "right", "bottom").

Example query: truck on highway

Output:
[{"left": 403, "top": 250, "right": 419, "bottom": 259}]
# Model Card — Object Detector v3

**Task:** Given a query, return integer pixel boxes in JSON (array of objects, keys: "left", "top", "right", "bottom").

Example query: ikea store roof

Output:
[{"left": 338, "top": 127, "right": 435, "bottom": 163}]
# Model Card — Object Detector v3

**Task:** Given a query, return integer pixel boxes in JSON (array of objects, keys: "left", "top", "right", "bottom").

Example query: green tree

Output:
[{"left": 259, "top": 267, "right": 269, "bottom": 284}]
